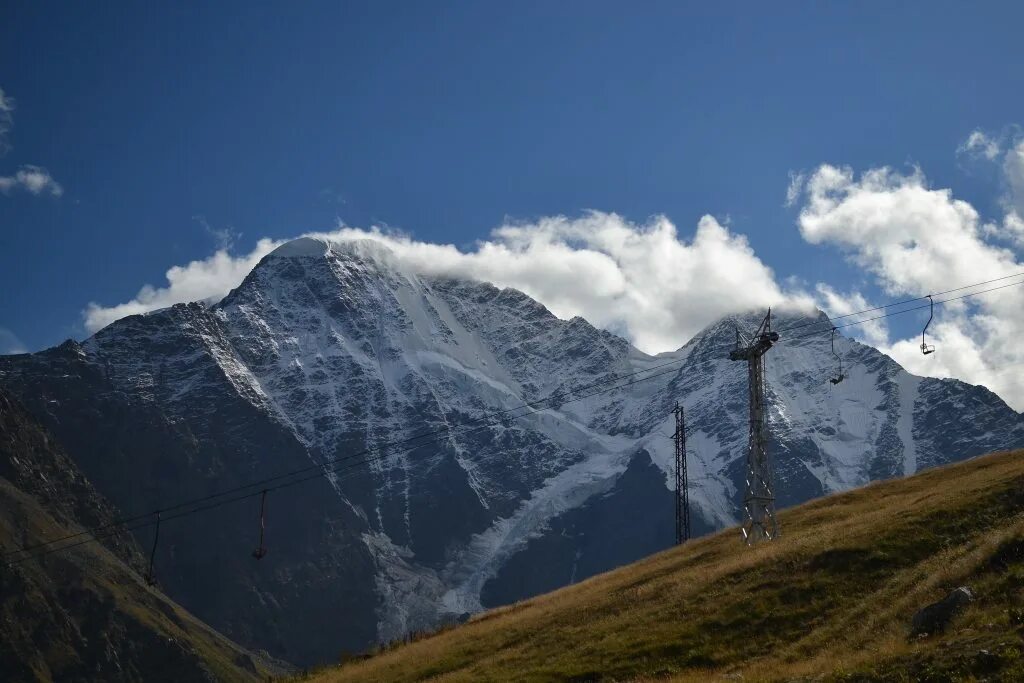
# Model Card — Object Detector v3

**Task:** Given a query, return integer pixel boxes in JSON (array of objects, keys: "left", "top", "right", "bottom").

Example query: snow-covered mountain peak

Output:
[
  {"left": 704, "top": 306, "right": 828, "bottom": 339},
  {"left": 269, "top": 236, "right": 332, "bottom": 259},
  {"left": 261, "top": 235, "right": 423, "bottom": 285}
]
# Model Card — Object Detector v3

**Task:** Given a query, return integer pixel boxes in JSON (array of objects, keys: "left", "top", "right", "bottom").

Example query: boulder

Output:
[{"left": 911, "top": 586, "right": 974, "bottom": 636}]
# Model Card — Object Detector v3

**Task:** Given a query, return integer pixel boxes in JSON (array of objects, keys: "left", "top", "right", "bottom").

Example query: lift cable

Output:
[
  {"left": 2, "top": 354, "right": 694, "bottom": 562},
  {"left": 778, "top": 278, "right": 1024, "bottom": 345},
  {"left": 774, "top": 271, "right": 1024, "bottom": 336}
]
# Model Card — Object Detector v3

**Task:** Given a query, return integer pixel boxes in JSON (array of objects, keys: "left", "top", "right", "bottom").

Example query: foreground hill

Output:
[
  {"left": 0, "top": 389, "right": 282, "bottom": 682},
  {"left": 311, "top": 448, "right": 1024, "bottom": 682},
  {"left": 0, "top": 237, "right": 1020, "bottom": 664}
]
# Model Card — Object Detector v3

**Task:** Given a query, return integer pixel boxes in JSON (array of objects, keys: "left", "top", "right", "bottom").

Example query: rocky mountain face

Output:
[
  {"left": 1, "top": 237, "right": 1021, "bottom": 666},
  {"left": 0, "top": 389, "right": 282, "bottom": 682}
]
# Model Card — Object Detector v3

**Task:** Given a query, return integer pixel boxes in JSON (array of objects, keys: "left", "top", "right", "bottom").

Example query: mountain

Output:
[
  {"left": 0, "top": 388, "right": 284, "bottom": 682},
  {"left": 308, "top": 447, "right": 1024, "bottom": 682},
  {"left": 1, "top": 236, "right": 1021, "bottom": 666}
]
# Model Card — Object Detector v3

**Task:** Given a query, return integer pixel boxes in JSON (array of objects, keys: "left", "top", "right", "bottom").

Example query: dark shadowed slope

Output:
[
  {"left": 0, "top": 389, "right": 285, "bottom": 682},
  {"left": 311, "top": 448, "right": 1024, "bottom": 682}
]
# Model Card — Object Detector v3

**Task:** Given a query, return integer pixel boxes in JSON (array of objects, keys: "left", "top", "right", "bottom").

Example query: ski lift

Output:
[
  {"left": 920, "top": 295, "right": 936, "bottom": 355},
  {"left": 252, "top": 490, "right": 268, "bottom": 560},
  {"left": 829, "top": 327, "right": 845, "bottom": 385},
  {"left": 145, "top": 511, "right": 161, "bottom": 586}
]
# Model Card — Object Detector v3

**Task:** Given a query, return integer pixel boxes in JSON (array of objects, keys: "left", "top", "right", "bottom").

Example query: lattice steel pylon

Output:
[
  {"left": 672, "top": 401, "right": 690, "bottom": 545},
  {"left": 728, "top": 308, "right": 780, "bottom": 544}
]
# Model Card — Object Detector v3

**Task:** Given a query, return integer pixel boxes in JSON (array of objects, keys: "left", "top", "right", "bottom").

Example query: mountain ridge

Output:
[{"left": 1, "top": 236, "right": 1021, "bottom": 665}]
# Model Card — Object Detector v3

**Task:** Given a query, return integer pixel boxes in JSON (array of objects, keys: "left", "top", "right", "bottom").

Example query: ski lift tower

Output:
[
  {"left": 672, "top": 401, "right": 690, "bottom": 545},
  {"left": 728, "top": 309, "right": 780, "bottom": 544}
]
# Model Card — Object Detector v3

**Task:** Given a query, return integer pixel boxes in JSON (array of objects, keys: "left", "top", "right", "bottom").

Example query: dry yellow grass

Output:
[{"left": 303, "top": 449, "right": 1024, "bottom": 682}]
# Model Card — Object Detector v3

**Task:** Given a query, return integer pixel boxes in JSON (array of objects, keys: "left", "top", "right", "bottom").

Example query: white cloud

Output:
[
  {"left": 0, "top": 327, "right": 27, "bottom": 355},
  {"left": 958, "top": 130, "right": 1001, "bottom": 161},
  {"left": 797, "top": 164, "right": 1024, "bottom": 410},
  {"left": 785, "top": 171, "right": 805, "bottom": 207},
  {"left": 322, "top": 213, "right": 814, "bottom": 353},
  {"left": 0, "top": 86, "right": 63, "bottom": 198},
  {"left": 193, "top": 214, "right": 242, "bottom": 251},
  {"left": 0, "top": 164, "right": 63, "bottom": 197},
  {"left": 79, "top": 157, "right": 1024, "bottom": 412},
  {"left": 1003, "top": 138, "right": 1024, "bottom": 215},
  {"left": 954, "top": 130, "right": 1024, "bottom": 233},
  {"left": 84, "top": 212, "right": 814, "bottom": 354},
  {"left": 83, "top": 238, "right": 283, "bottom": 332},
  {"left": 1002, "top": 211, "right": 1024, "bottom": 247},
  {"left": 813, "top": 284, "right": 889, "bottom": 347}
]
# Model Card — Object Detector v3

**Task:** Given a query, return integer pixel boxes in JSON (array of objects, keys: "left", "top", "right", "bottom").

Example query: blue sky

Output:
[{"left": 2, "top": 2, "right": 1024, "bottom": 405}]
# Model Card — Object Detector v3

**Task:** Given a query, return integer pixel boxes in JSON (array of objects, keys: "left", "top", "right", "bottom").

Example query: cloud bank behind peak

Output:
[
  {"left": 80, "top": 145, "right": 1024, "bottom": 410},
  {"left": 84, "top": 212, "right": 813, "bottom": 355}
]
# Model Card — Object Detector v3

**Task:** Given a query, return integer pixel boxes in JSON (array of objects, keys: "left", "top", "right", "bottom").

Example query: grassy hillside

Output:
[
  {"left": 308, "top": 449, "right": 1024, "bottom": 682},
  {"left": 0, "top": 389, "right": 286, "bottom": 682}
]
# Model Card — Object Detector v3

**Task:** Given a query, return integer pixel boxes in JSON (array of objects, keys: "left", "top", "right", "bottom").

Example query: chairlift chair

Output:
[
  {"left": 252, "top": 490, "right": 268, "bottom": 560},
  {"left": 920, "top": 295, "right": 936, "bottom": 355},
  {"left": 145, "top": 511, "right": 161, "bottom": 586},
  {"left": 829, "top": 328, "right": 845, "bottom": 385}
]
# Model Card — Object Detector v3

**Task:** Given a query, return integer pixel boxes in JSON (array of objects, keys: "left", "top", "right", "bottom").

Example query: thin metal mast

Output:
[
  {"left": 728, "top": 309, "right": 780, "bottom": 544},
  {"left": 672, "top": 401, "right": 690, "bottom": 545}
]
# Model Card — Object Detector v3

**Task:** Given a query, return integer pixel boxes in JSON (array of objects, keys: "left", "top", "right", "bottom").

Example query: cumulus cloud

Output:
[
  {"left": 797, "top": 164, "right": 1024, "bottom": 410},
  {"left": 78, "top": 157, "right": 1024, "bottom": 411},
  {"left": 1002, "top": 211, "right": 1024, "bottom": 247},
  {"left": 955, "top": 130, "right": 1024, "bottom": 242},
  {"left": 324, "top": 213, "right": 813, "bottom": 352},
  {"left": 0, "top": 165, "right": 63, "bottom": 197},
  {"left": 958, "top": 130, "right": 1001, "bottom": 161},
  {"left": 84, "top": 212, "right": 813, "bottom": 353},
  {"left": 83, "top": 238, "right": 283, "bottom": 332},
  {"left": 813, "top": 284, "right": 889, "bottom": 347}
]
